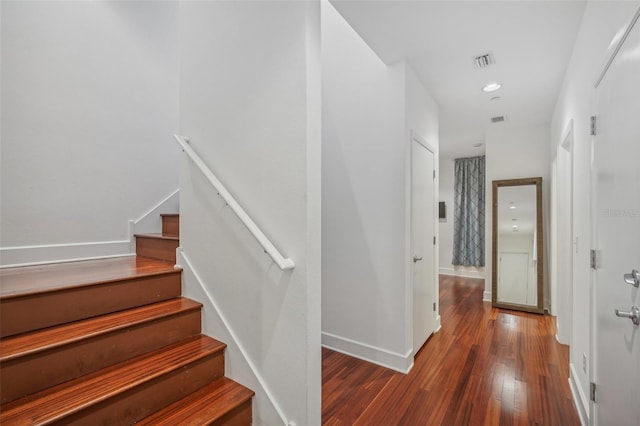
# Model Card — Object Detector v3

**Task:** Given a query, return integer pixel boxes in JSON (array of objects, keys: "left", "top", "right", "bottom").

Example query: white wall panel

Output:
[{"left": 0, "top": 1, "right": 180, "bottom": 264}]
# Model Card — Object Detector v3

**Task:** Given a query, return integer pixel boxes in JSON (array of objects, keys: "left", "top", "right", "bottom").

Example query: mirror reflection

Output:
[{"left": 492, "top": 178, "right": 543, "bottom": 313}]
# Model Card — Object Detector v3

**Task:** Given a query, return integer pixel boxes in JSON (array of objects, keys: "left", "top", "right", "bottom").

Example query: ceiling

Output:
[{"left": 330, "top": 0, "right": 587, "bottom": 160}]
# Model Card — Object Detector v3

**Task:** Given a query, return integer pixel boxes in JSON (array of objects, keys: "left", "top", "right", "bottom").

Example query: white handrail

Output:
[{"left": 174, "top": 134, "right": 295, "bottom": 271}]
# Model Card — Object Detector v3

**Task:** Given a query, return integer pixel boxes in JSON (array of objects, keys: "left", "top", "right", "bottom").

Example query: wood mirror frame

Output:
[{"left": 491, "top": 177, "right": 544, "bottom": 314}]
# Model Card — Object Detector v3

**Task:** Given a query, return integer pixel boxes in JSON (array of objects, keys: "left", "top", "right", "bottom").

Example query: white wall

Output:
[
  {"left": 485, "top": 124, "right": 550, "bottom": 304},
  {"left": 550, "top": 2, "right": 640, "bottom": 422},
  {"left": 405, "top": 66, "right": 439, "bottom": 147},
  {"left": 321, "top": 1, "right": 405, "bottom": 369},
  {"left": 178, "top": 2, "right": 321, "bottom": 425},
  {"left": 0, "top": 1, "right": 180, "bottom": 265},
  {"left": 321, "top": 1, "right": 438, "bottom": 372},
  {"left": 438, "top": 158, "right": 486, "bottom": 279}
]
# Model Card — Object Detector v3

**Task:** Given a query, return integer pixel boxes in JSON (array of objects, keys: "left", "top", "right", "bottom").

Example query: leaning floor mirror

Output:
[{"left": 492, "top": 177, "right": 544, "bottom": 314}]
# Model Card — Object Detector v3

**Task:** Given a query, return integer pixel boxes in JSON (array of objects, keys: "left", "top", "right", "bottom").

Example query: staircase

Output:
[
  {"left": 135, "top": 214, "right": 180, "bottom": 263},
  {"left": 0, "top": 214, "right": 254, "bottom": 425}
]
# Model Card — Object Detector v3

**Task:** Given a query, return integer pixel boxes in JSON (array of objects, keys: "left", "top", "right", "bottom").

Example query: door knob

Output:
[
  {"left": 614, "top": 305, "right": 640, "bottom": 325},
  {"left": 623, "top": 269, "right": 639, "bottom": 288},
  {"left": 413, "top": 256, "right": 423, "bottom": 263}
]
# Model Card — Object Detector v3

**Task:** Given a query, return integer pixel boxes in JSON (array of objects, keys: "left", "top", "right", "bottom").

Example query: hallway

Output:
[{"left": 322, "top": 275, "right": 580, "bottom": 425}]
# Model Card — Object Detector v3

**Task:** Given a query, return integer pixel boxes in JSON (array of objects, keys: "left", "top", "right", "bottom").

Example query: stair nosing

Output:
[
  {"left": 0, "top": 298, "right": 203, "bottom": 362},
  {"left": 0, "top": 335, "right": 226, "bottom": 424},
  {"left": 135, "top": 233, "right": 180, "bottom": 241}
]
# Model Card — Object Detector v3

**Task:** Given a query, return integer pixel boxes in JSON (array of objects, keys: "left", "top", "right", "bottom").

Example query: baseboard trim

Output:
[
  {"left": 439, "top": 267, "right": 486, "bottom": 280},
  {"left": 483, "top": 291, "right": 492, "bottom": 302},
  {"left": 569, "top": 363, "right": 589, "bottom": 426},
  {"left": 132, "top": 189, "right": 180, "bottom": 235},
  {"left": 321, "top": 332, "right": 413, "bottom": 373},
  {"left": 0, "top": 240, "right": 133, "bottom": 268}
]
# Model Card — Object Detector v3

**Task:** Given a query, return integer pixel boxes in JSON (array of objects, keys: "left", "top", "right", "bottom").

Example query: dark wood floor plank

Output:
[{"left": 322, "top": 275, "right": 580, "bottom": 425}]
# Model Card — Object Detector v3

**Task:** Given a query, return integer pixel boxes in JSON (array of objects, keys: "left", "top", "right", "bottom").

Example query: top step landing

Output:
[
  {"left": 0, "top": 256, "right": 179, "bottom": 299},
  {"left": 0, "top": 257, "right": 182, "bottom": 338}
]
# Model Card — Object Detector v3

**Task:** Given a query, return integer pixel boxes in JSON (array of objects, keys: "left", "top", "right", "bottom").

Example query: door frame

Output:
[
  {"left": 555, "top": 121, "right": 574, "bottom": 345},
  {"left": 408, "top": 130, "right": 438, "bottom": 357}
]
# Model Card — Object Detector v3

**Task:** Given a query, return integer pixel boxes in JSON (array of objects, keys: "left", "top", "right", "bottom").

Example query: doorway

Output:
[{"left": 411, "top": 133, "right": 436, "bottom": 355}]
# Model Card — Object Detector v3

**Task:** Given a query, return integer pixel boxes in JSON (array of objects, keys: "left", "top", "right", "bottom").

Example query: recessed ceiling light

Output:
[
  {"left": 509, "top": 204, "right": 517, "bottom": 210},
  {"left": 482, "top": 82, "right": 502, "bottom": 92},
  {"left": 490, "top": 96, "right": 501, "bottom": 101},
  {"left": 512, "top": 225, "right": 518, "bottom": 229},
  {"left": 473, "top": 142, "right": 484, "bottom": 148}
]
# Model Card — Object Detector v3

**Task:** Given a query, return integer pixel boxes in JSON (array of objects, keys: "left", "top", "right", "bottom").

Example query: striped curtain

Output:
[{"left": 452, "top": 155, "right": 486, "bottom": 267}]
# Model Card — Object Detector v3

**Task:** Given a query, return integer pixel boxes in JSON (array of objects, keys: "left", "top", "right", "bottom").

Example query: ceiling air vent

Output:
[
  {"left": 491, "top": 115, "right": 507, "bottom": 123},
  {"left": 474, "top": 52, "right": 495, "bottom": 69}
]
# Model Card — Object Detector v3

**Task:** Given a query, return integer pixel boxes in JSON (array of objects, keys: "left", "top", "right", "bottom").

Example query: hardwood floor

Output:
[{"left": 322, "top": 275, "right": 580, "bottom": 425}]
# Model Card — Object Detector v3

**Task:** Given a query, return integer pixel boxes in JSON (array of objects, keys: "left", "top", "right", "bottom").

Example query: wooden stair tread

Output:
[
  {"left": 135, "top": 233, "right": 179, "bottom": 241},
  {"left": 138, "top": 377, "right": 254, "bottom": 425},
  {"left": 0, "top": 298, "right": 202, "bottom": 362},
  {"left": 0, "top": 256, "right": 179, "bottom": 299},
  {"left": 0, "top": 335, "right": 226, "bottom": 424}
]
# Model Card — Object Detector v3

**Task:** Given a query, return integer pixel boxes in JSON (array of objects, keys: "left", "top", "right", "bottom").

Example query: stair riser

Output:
[
  {"left": 162, "top": 215, "right": 179, "bottom": 238},
  {"left": 212, "top": 400, "right": 253, "bottom": 426},
  {"left": 58, "top": 354, "right": 224, "bottom": 425},
  {"left": 136, "top": 237, "right": 179, "bottom": 263},
  {"left": 0, "top": 273, "right": 181, "bottom": 338},
  {"left": 1, "top": 309, "right": 201, "bottom": 404}
]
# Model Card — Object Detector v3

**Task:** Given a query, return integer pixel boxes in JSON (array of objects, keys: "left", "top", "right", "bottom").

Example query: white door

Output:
[
  {"left": 412, "top": 137, "right": 435, "bottom": 355},
  {"left": 592, "top": 8, "right": 640, "bottom": 424},
  {"left": 498, "top": 252, "right": 529, "bottom": 305}
]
